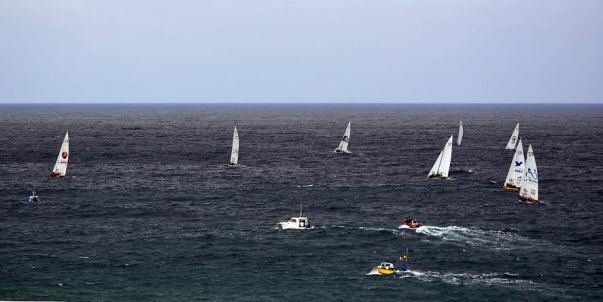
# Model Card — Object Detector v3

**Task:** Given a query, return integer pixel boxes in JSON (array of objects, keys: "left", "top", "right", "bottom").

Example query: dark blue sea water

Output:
[{"left": 0, "top": 104, "right": 602, "bottom": 301}]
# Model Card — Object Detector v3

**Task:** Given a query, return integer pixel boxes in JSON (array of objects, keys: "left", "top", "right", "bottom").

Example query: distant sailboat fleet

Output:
[{"left": 32, "top": 121, "right": 540, "bottom": 206}]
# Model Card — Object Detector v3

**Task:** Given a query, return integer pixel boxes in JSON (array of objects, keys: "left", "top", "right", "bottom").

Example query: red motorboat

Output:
[{"left": 402, "top": 217, "right": 422, "bottom": 229}]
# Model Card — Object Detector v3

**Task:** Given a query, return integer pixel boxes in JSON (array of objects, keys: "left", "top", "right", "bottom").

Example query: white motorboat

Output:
[{"left": 279, "top": 204, "right": 313, "bottom": 230}]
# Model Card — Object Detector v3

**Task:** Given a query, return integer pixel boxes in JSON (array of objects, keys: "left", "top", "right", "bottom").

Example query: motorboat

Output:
[
  {"left": 400, "top": 217, "right": 422, "bottom": 229},
  {"left": 278, "top": 204, "right": 313, "bottom": 230},
  {"left": 376, "top": 262, "right": 396, "bottom": 276},
  {"left": 27, "top": 189, "right": 43, "bottom": 204}
]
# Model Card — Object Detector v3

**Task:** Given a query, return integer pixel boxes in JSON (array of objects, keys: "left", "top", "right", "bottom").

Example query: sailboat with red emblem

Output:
[{"left": 51, "top": 132, "right": 69, "bottom": 178}]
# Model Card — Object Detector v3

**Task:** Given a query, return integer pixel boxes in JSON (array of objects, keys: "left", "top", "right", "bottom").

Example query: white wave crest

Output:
[
  {"left": 414, "top": 225, "right": 539, "bottom": 250},
  {"left": 398, "top": 269, "right": 531, "bottom": 286}
]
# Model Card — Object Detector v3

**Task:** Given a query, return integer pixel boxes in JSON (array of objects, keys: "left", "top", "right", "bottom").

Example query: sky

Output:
[{"left": 0, "top": 0, "right": 602, "bottom": 103}]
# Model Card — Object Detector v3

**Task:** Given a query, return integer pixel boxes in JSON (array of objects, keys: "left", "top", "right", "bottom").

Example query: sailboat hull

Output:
[
  {"left": 519, "top": 195, "right": 539, "bottom": 204},
  {"left": 50, "top": 172, "right": 65, "bottom": 178},
  {"left": 503, "top": 185, "right": 520, "bottom": 191},
  {"left": 428, "top": 175, "right": 448, "bottom": 180}
]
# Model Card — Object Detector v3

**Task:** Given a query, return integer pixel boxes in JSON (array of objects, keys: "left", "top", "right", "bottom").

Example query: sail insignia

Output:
[{"left": 505, "top": 123, "right": 519, "bottom": 150}]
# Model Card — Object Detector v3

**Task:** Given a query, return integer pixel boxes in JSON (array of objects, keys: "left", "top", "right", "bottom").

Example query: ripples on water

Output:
[{"left": 0, "top": 104, "right": 601, "bottom": 301}]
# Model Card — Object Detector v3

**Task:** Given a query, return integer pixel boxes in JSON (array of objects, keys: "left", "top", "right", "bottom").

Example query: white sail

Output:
[
  {"left": 428, "top": 151, "right": 443, "bottom": 177},
  {"left": 51, "top": 132, "right": 69, "bottom": 178},
  {"left": 504, "top": 139, "right": 525, "bottom": 190},
  {"left": 428, "top": 135, "right": 453, "bottom": 178},
  {"left": 228, "top": 126, "right": 239, "bottom": 165},
  {"left": 335, "top": 122, "right": 351, "bottom": 153},
  {"left": 505, "top": 123, "right": 519, "bottom": 149},
  {"left": 457, "top": 120, "right": 463, "bottom": 146},
  {"left": 519, "top": 144, "right": 538, "bottom": 202}
]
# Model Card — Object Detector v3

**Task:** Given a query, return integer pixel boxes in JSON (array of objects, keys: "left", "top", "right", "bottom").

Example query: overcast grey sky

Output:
[{"left": 0, "top": 0, "right": 602, "bottom": 103}]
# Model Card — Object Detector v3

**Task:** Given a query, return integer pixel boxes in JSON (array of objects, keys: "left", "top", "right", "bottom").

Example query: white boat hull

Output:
[{"left": 279, "top": 222, "right": 314, "bottom": 230}]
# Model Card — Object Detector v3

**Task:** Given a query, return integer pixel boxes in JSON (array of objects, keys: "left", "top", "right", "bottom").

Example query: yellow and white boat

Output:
[{"left": 376, "top": 262, "right": 396, "bottom": 276}]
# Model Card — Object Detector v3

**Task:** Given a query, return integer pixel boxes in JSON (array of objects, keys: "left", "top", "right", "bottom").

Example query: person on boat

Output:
[{"left": 29, "top": 190, "right": 39, "bottom": 203}]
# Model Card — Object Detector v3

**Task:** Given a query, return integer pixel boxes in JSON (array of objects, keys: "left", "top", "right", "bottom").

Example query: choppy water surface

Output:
[{"left": 0, "top": 104, "right": 602, "bottom": 301}]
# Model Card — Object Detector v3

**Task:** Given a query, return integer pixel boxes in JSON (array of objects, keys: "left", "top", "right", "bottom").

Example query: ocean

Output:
[{"left": 0, "top": 104, "right": 601, "bottom": 301}]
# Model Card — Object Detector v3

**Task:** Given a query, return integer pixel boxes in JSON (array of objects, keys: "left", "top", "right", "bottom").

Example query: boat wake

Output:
[
  {"left": 367, "top": 268, "right": 539, "bottom": 290},
  {"left": 294, "top": 184, "right": 316, "bottom": 188},
  {"left": 413, "top": 225, "right": 545, "bottom": 250},
  {"left": 323, "top": 225, "right": 407, "bottom": 237},
  {"left": 397, "top": 270, "right": 533, "bottom": 287}
]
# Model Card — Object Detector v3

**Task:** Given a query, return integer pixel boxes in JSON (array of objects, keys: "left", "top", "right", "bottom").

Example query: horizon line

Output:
[{"left": 0, "top": 101, "right": 602, "bottom": 105}]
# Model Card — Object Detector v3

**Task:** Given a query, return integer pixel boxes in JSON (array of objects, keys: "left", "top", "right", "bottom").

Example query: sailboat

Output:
[
  {"left": 519, "top": 144, "right": 539, "bottom": 203},
  {"left": 503, "top": 138, "right": 525, "bottom": 191},
  {"left": 334, "top": 122, "right": 351, "bottom": 154},
  {"left": 505, "top": 123, "right": 519, "bottom": 149},
  {"left": 428, "top": 135, "right": 453, "bottom": 179},
  {"left": 228, "top": 126, "right": 239, "bottom": 166},
  {"left": 50, "top": 132, "right": 69, "bottom": 178},
  {"left": 27, "top": 188, "right": 43, "bottom": 204},
  {"left": 457, "top": 120, "right": 463, "bottom": 146}
]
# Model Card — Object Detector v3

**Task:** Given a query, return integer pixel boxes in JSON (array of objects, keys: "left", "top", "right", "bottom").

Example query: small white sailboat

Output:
[
  {"left": 228, "top": 126, "right": 239, "bottom": 166},
  {"left": 519, "top": 144, "right": 539, "bottom": 203},
  {"left": 428, "top": 135, "right": 453, "bottom": 179},
  {"left": 27, "top": 188, "right": 43, "bottom": 204},
  {"left": 334, "top": 122, "right": 351, "bottom": 154},
  {"left": 505, "top": 123, "right": 519, "bottom": 150},
  {"left": 51, "top": 132, "right": 69, "bottom": 178},
  {"left": 503, "top": 138, "right": 525, "bottom": 191},
  {"left": 278, "top": 204, "right": 313, "bottom": 230},
  {"left": 457, "top": 120, "right": 463, "bottom": 146}
]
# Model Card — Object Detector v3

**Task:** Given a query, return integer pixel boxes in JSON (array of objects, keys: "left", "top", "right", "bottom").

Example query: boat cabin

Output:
[
  {"left": 378, "top": 262, "right": 395, "bottom": 270},
  {"left": 288, "top": 217, "right": 309, "bottom": 228}
]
